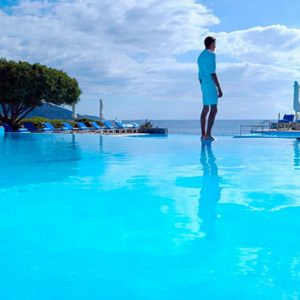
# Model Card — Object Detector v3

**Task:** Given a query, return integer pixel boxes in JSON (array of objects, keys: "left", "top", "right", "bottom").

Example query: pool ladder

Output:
[{"left": 239, "top": 120, "right": 271, "bottom": 136}]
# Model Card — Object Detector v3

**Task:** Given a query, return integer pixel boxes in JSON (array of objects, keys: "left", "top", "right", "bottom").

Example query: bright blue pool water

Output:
[{"left": 1, "top": 133, "right": 300, "bottom": 299}]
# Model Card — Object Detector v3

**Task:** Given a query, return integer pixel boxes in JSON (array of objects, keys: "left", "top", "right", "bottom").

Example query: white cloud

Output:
[
  {"left": 0, "top": 0, "right": 218, "bottom": 116},
  {"left": 213, "top": 26, "right": 300, "bottom": 118},
  {"left": 217, "top": 25, "right": 300, "bottom": 69},
  {"left": 218, "top": 66, "right": 296, "bottom": 118},
  {"left": 1, "top": 1, "right": 300, "bottom": 119}
]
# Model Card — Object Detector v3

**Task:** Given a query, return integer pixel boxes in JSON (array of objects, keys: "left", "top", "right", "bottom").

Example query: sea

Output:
[{"left": 128, "top": 119, "right": 273, "bottom": 136}]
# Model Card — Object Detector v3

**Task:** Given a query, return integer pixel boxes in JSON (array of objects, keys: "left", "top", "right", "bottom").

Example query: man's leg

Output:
[
  {"left": 206, "top": 104, "right": 218, "bottom": 140},
  {"left": 201, "top": 105, "right": 209, "bottom": 139}
]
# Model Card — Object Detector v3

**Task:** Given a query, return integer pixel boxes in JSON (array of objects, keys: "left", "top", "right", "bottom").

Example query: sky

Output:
[{"left": 0, "top": 0, "right": 300, "bottom": 120}]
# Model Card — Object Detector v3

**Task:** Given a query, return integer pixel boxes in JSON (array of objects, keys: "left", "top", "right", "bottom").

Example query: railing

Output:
[{"left": 239, "top": 120, "right": 272, "bottom": 136}]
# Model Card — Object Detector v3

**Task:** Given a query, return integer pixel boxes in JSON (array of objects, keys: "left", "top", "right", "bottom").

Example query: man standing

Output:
[{"left": 197, "top": 36, "right": 223, "bottom": 141}]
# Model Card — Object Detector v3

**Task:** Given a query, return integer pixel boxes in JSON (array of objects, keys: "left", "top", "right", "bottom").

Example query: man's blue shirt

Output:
[{"left": 197, "top": 49, "right": 216, "bottom": 82}]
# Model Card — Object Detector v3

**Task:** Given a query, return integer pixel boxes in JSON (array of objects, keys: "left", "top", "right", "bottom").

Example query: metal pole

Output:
[
  {"left": 72, "top": 103, "right": 77, "bottom": 120},
  {"left": 99, "top": 98, "right": 104, "bottom": 121},
  {"left": 294, "top": 81, "right": 299, "bottom": 121}
]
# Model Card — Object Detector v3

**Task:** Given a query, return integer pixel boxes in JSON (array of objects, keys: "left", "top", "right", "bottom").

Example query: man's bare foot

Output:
[{"left": 206, "top": 135, "right": 215, "bottom": 141}]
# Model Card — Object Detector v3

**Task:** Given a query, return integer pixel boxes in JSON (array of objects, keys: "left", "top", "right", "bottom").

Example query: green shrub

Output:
[
  {"left": 95, "top": 121, "right": 104, "bottom": 127},
  {"left": 21, "top": 117, "right": 48, "bottom": 129},
  {"left": 76, "top": 118, "right": 96, "bottom": 123},
  {"left": 62, "top": 120, "right": 76, "bottom": 127},
  {"left": 50, "top": 119, "right": 64, "bottom": 128},
  {"left": 21, "top": 116, "right": 76, "bottom": 129}
]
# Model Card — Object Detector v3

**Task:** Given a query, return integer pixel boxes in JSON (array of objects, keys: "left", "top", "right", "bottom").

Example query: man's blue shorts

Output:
[{"left": 201, "top": 82, "right": 218, "bottom": 106}]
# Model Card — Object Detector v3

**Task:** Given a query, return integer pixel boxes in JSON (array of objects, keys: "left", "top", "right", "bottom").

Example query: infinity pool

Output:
[{"left": 0, "top": 133, "right": 300, "bottom": 299}]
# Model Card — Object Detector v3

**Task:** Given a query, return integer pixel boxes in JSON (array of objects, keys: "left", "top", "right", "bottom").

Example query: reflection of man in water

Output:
[
  {"left": 294, "top": 140, "right": 300, "bottom": 169},
  {"left": 199, "top": 142, "right": 221, "bottom": 239}
]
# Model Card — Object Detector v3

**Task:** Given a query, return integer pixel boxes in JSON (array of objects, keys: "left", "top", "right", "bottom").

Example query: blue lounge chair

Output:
[
  {"left": 278, "top": 114, "right": 294, "bottom": 123},
  {"left": 43, "top": 122, "right": 55, "bottom": 130},
  {"left": 114, "top": 121, "right": 127, "bottom": 129},
  {"left": 62, "top": 122, "right": 74, "bottom": 130},
  {"left": 3, "top": 123, "right": 29, "bottom": 133},
  {"left": 277, "top": 114, "right": 295, "bottom": 129},
  {"left": 89, "top": 122, "right": 104, "bottom": 131},
  {"left": 44, "top": 122, "right": 65, "bottom": 131},
  {"left": 114, "top": 121, "right": 138, "bottom": 133},
  {"left": 76, "top": 122, "right": 92, "bottom": 131},
  {"left": 103, "top": 120, "right": 115, "bottom": 129},
  {"left": 102, "top": 120, "right": 119, "bottom": 133},
  {"left": 44, "top": 122, "right": 72, "bottom": 132},
  {"left": 23, "top": 122, "right": 52, "bottom": 132},
  {"left": 60, "top": 123, "right": 71, "bottom": 131}
]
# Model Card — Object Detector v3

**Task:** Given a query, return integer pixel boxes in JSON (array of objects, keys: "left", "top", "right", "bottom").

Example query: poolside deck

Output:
[{"left": 236, "top": 120, "right": 300, "bottom": 139}]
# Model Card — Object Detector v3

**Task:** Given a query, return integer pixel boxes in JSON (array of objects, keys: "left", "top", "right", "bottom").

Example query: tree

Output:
[{"left": 0, "top": 59, "right": 81, "bottom": 128}]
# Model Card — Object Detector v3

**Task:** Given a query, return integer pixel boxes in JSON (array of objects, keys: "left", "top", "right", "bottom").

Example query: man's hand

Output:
[
  {"left": 218, "top": 88, "right": 223, "bottom": 98},
  {"left": 211, "top": 73, "right": 223, "bottom": 98}
]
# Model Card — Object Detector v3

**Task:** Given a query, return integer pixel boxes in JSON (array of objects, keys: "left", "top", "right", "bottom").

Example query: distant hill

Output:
[
  {"left": 0, "top": 104, "right": 100, "bottom": 120},
  {"left": 30, "top": 104, "right": 101, "bottom": 120},
  {"left": 28, "top": 104, "right": 74, "bottom": 119},
  {"left": 0, "top": 103, "right": 100, "bottom": 120},
  {"left": 77, "top": 114, "right": 100, "bottom": 121},
  {"left": 0, "top": 104, "right": 72, "bottom": 120}
]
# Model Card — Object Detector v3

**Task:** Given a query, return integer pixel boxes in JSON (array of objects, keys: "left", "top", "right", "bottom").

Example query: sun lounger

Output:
[
  {"left": 76, "top": 122, "right": 92, "bottom": 131},
  {"left": 114, "top": 121, "right": 139, "bottom": 133},
  {"left": 102, "top": 120, "right": 119, "bottom": 133},
  {"left": 43, "top": 122, "right": 56, "bottom": 130},
  {"left": 44, "top": 122, "right": 68, "bottom": 132},
  {"left": 62, "top": 122, "right": 74, "bottom": 130},
  {"left": 277, "top": 114, "right": 295, "bottom": 130},
  {"left": 89, "top": 122, "right": 104, "bottom": 132},
  {"left": 23, "top": 122, "right": 52, "bottom": 132},
  {"left": 278, "top": 114, "right": 294, "bottom": 123},
  {"left": 3, "top": 123, "right": 29, "bottom": 133},
  {"left": 103, "top": 120, "right": 115, "bottom": 129},
  {"left": 44, "top": 122, "right": 73, "bottom": 132}
]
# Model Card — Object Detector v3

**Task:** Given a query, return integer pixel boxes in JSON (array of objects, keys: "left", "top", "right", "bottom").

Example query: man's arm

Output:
[{"left": 211, "top": 73, "right": 223, "bottom": 98}]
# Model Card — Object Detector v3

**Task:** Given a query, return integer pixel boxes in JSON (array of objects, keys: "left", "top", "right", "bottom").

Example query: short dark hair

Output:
[{"left": 204, "top": 36, "right": 216, "bottom": 48}]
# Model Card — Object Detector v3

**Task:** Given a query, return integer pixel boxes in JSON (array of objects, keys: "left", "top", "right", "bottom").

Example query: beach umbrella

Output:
[
  {"left": 99, "top": 98, "right": 104, "bottom": 121},
  {"left": 294, "top": 81, "right": 300, "bottom": 120},
  {"left": 72, "top": 103, "right": 77, "bottom": 120}
]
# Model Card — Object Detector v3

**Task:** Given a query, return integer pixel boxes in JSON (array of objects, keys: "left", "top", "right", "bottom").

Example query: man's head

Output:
[{"left": 204, "top": 36, "right": 216, "bottom": 51}]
